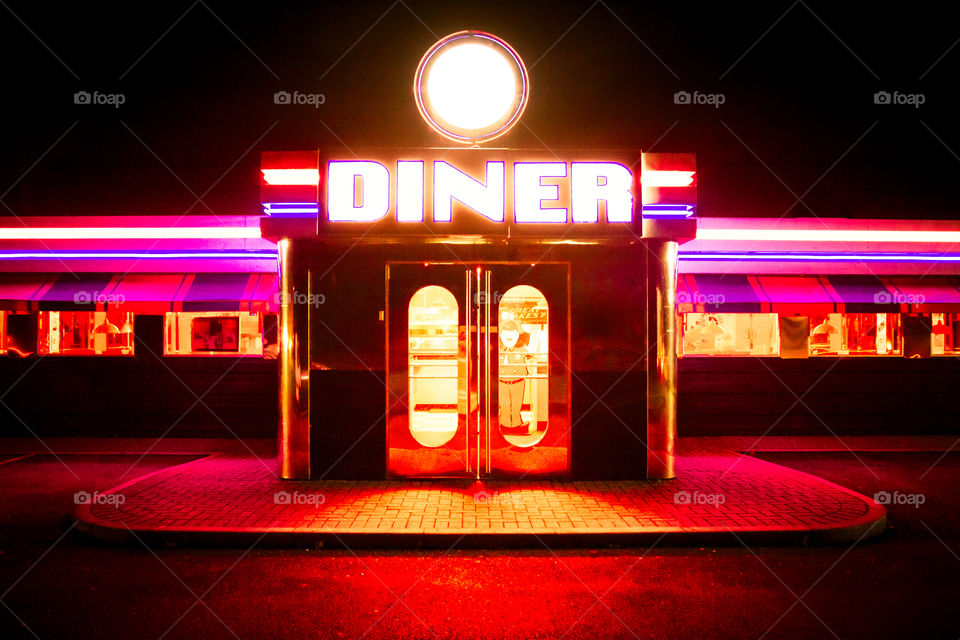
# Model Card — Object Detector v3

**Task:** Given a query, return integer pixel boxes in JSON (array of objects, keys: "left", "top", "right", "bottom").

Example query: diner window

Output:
[
  {"left": 164, "top": 311, "right": 264, "bottom": 356},
  {"left": 4, "top": 312, "right": 36, "bottom": 357},
  {"left": 680, "top": 313, "right": 779, "bottom": 356},
  {"left": 930, "top": 313, "right": 960, "bottom": 355},
  {"left": 809, "top": 313, "right": 901, "bottom": 356},
  {"left": 37, "top": 311, "right": 135, "bottom": 356}
]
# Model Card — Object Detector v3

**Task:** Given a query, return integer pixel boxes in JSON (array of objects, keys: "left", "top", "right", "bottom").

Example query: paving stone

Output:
[{"left": 77, "top": 437, "right": 904, "bottom": 538}]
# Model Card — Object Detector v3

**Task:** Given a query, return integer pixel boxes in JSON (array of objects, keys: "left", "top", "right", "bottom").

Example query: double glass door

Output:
[{"left": 386, "top": 262, "right": 569, "bottom": 478}]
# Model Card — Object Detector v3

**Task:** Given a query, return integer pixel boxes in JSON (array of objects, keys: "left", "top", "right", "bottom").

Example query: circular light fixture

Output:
[{"left": 414, "top": 31, "right": 529, "bottom": 145}]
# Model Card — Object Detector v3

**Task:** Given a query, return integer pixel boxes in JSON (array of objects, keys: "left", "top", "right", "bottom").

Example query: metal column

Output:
[
  {"left": 646, "top": 239, "right": 678, "bottom": 479},
  {"left": 277, "top": 238, "right": 311, "bottom": 479}
]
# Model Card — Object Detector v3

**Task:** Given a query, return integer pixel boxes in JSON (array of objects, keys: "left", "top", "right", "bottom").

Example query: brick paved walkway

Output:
[{"left": 68, "top": 436, "right": 911, "bottom": 547}]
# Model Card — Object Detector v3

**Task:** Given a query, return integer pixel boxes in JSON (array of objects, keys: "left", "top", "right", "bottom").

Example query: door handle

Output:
[
  {"left": 484, "top": 269, "right": 492, "bottom": 474},
  {"left": 464, "top": 269, "right": 472, "bottom": 475}
]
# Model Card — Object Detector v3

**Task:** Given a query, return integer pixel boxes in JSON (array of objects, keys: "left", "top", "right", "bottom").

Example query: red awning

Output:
[
  {"left": 887, "top": 276, "right": 960, "bottom": 311},
  {"left": 0, "top": 274, "right": 53, "bottom": 310},
  {"left": 752, "top": 276, "right": 835, "bottom": 314}
]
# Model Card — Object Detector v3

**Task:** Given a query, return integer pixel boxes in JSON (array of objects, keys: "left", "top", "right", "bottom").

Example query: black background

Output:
[{"left": 1, "top": 1, "right": 957, "bottom": 218}]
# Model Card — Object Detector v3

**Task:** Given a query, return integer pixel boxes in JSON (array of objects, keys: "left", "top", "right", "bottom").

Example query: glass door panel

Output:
[
  {"left": 484, "top": 265, "right": 570, "bottom": 477},
  {"left": 408, "top": 286, "right": 459, "bottom": 448},
  {"left": 387, "top": 262, "right": 570, "bottom": 478},
  {"left": 387, "top": 264, "right": 471, "bottom": 477}
]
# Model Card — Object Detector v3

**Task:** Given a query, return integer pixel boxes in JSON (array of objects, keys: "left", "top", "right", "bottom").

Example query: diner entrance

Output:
[{"left": 386, "top": 262, "right": 570, "bottom": 478}]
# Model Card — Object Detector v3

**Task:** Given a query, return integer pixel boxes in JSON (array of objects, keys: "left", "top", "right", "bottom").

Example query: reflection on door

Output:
[
  {"left": 497, "top": 286, "right": 549, "bottom": 447},
  {"left": 387, "top": 263, "right": 569, "bottom": 478},
  {"left": 408, "top": 286, "right": 459, "bottom": 447}
]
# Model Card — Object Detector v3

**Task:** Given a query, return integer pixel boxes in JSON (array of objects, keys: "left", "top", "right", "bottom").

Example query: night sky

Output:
[{"left": 1, "top": 1, "right": 957, "bottom": 219}]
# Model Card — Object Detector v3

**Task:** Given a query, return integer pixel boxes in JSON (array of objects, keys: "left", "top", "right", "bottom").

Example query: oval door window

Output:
[
  {"left": 497, "top": 285, "right": 548, "bottom": 448},
  {"left": 408, "top": 286, "right": 460, "bottom": 447}
]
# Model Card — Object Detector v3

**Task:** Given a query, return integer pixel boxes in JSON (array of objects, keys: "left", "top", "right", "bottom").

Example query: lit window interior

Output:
[
  {"left": 681, "top": 313, "right": 779, "bottom": 356},
  {"left": 38, "top": 311, "right": 135, "bottom": 356},
  {"left": 408, "top": 286, "right": 460, "bottom": 448},
  {"left": 930, "top": 313, "right": 960, "bottom": 355},
  {"left": 164, "top": 312, "right": 264, "bottom": 356},
  {"left": 497, "top": 285, "right": 549, "bottom": 447},
  {"left": 809, "top": 313, "right": 901, "bottom": 356}
]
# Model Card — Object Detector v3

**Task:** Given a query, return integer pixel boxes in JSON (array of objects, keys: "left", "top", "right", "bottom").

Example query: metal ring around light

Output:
[{"left": 414, "top": 31, "right": 529, "bottom": 145}]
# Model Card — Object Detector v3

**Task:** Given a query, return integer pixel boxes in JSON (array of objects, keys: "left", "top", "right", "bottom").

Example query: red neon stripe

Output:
[
  {"left": 642, "top": 170, "right": 695, "bottom": 187},
  {"left": 261, "top": 169, "right": 320, "bottom": 185}
]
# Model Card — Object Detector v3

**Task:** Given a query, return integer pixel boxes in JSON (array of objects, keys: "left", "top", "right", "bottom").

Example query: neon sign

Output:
[
  {"left": 258, "top": 149, "right": 697, "bottom": 233},
  {"left": 325, "top": 159, "right": 634, "bottom": 225}
]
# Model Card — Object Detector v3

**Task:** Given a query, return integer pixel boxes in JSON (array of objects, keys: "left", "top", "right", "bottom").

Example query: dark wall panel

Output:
[
  {"left": 572, "top": 371, "right": 647, "bottom": 479},
  {"left": 310, "top": 370, "right": 386, "bottom": 479}
]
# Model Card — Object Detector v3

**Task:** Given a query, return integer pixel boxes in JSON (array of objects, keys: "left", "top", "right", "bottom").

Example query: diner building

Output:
[{"left": 2, "top": 31, "right": 958, "bottom": 484}]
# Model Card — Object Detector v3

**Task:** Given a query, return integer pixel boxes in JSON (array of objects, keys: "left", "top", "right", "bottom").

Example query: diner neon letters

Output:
[{"left": 326, "top": 160, "right": 633, "bottom": 223}]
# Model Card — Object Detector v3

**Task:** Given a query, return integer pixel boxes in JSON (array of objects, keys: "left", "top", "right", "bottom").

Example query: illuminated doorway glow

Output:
[{"left": 387, "top": 263, "right": 569, "bottom": 478}]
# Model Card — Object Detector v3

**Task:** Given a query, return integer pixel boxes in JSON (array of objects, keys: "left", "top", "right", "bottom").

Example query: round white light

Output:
[{"left": 414, "top": 32, "right": 529, "bottom": 144}]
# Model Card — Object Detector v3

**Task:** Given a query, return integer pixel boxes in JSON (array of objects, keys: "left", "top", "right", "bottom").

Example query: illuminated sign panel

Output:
[
  {"left": 260, "top": 150, "right": 320, "bottom": 217},
  {"left": 327, "top": 160, "right": 632, "bottom": 224},
  {"left": 317, "top": 149, "right": 645, "bottom": 236},
  {"left": 641, "top": 153, "right": 697, "bottom": 219},
  {"left": 259, "top": 149, "right": 697, "bottom": 234}
]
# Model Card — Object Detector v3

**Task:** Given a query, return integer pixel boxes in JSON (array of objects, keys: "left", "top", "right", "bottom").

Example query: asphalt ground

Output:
[{"left": 1, "top": 449, "right": 957, "bottom": 639}]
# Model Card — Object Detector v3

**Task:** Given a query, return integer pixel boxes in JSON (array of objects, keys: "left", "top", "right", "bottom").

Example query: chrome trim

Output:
[
  {"left": 484, "top": 269, "right": 491, "bottom": 474},
  {"left": 465, "top": 269, "right": 473, "bottom": 475},
  {"left": 278, "top": 238, "right": 311, "bottom": 479},
  {"left": 646, "top": 239, "right": 678, "bottom": 479}
]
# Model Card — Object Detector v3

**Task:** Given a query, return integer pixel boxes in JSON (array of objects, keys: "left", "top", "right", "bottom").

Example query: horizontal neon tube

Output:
[
  {"left": 0, "top": 227, "right": 260, "bottom": 240},
  {"left": 0, "top": 251, "right": 277, "bottom": 259},
  {"left": 696, "top": 228, "right": 960, "bottom": 243},
  {"left": 680, "top": 252, "right": 960, "bottom": 262},
  {"left": 261, "top": 169, "right": 320, "bottom": 185},
  {"left": 262, "top": 202, "right": 319, "bottom": 216},
  {"left": 642, "top": 204, "right": 695, "bottom": 218},
  {"left": 642, "top": 170, "right": 695, "bottom": 187}
]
